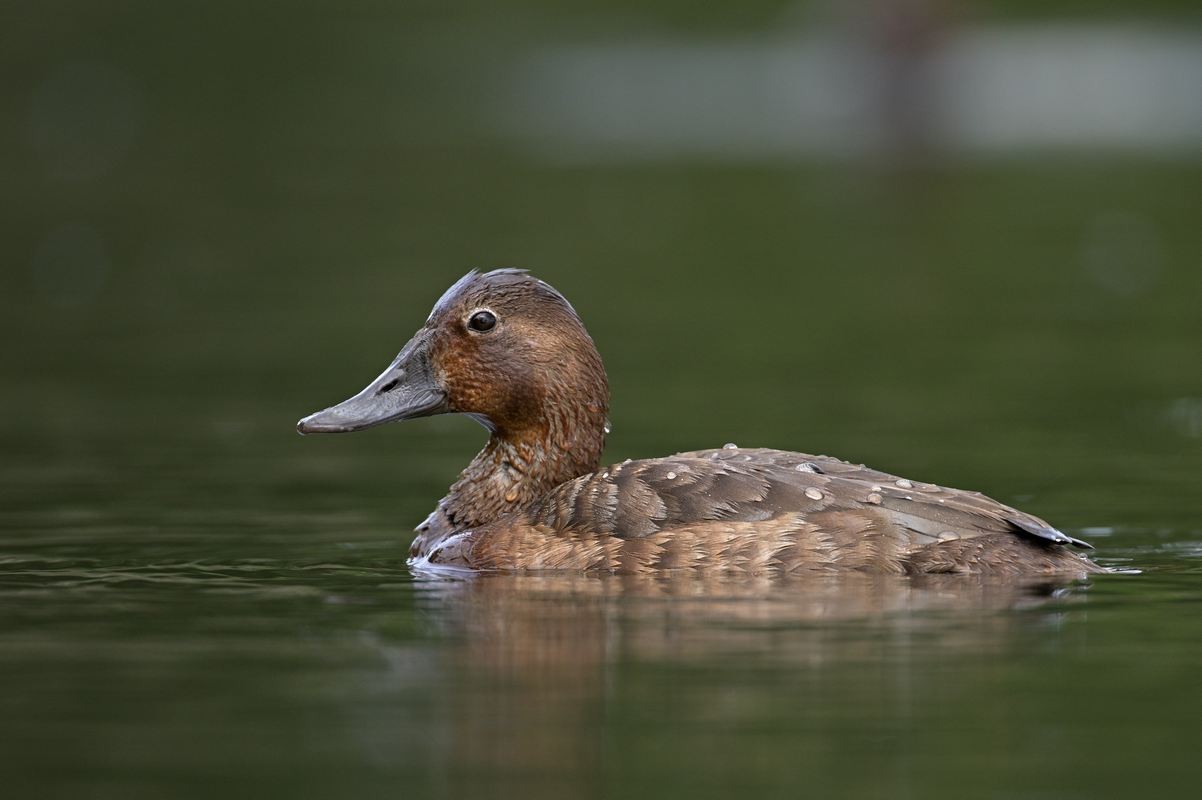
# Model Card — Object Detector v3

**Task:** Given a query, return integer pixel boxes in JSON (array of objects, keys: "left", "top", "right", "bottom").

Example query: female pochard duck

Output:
[{"left": 298, "top": 269, "right": 1100, "bottom": 577}]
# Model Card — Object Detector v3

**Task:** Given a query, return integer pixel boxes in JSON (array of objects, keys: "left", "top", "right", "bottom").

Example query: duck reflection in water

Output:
[{"left": 396, "top": 571, "right": 1088, "bottom": 797}]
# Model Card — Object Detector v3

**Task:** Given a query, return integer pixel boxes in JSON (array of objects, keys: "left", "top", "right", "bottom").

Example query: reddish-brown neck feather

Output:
[{"left": 440, "top": 333, "right": 609, "bottom": 531}]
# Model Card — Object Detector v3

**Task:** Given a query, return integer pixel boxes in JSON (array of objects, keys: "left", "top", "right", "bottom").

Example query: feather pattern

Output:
[{"left": 444, "top": 448, "right": 1101, "bottom": 577}]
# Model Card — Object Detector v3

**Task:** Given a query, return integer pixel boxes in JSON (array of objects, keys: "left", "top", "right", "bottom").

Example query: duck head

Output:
[{"left": 297, "top": 269, "right": 609, "bottom": 444}]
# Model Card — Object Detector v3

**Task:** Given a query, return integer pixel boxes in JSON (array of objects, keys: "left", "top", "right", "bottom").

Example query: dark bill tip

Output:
[{"left": 296, "top": 414, "right": 355, "bottom": 435}]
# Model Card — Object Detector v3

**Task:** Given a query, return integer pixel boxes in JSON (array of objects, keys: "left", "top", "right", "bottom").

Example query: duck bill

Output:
[{"left": 296, "top": 334, "right": 447, "bottom": 435}]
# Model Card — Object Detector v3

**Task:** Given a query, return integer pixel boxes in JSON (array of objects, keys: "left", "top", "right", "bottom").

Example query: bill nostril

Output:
[{"left": 376, "top": 378, "right": 400, "bottom": 395}]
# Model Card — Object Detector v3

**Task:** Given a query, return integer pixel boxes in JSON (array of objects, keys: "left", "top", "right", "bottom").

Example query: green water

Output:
[{"left": 5, "top": 4, "right": 1202, "bottom": 798}]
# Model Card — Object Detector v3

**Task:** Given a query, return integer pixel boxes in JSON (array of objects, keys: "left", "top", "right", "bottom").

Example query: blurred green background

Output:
[{"left": 2, "top": 2, "right": 1201, "bottom": 798}]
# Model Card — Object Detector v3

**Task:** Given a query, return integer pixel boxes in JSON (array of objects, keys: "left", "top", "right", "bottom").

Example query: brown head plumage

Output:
[{"left": 423, "top": 269, "right": 609, "bottom": 441}]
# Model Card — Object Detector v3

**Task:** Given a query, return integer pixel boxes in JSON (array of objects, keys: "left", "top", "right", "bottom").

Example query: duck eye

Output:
[{"left": 467, "top": 309, "right": 497, "bottom": 333}]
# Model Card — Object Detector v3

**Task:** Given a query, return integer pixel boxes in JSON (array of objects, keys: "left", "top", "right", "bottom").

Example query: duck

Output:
[{"left": 297, "top": 269, "right": 1102, "bottom": 577}]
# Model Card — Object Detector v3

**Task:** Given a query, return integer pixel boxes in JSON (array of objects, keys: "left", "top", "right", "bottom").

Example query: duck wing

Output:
[{"left": 507, "top": 447, "right": 1094, "bottom": 575}]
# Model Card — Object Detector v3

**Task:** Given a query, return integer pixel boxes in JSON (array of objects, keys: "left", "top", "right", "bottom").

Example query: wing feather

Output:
[{"left": 514, "top": 447, "right": 1096, "bottom": 574}]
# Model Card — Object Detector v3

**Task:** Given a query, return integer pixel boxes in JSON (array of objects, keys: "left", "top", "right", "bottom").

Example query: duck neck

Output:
[{"left": 440, "top": 404, "right": 609, "bottom": 531}]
